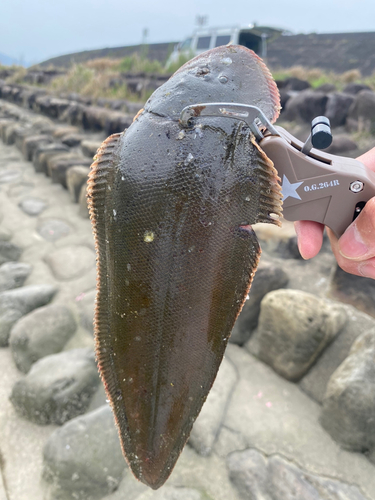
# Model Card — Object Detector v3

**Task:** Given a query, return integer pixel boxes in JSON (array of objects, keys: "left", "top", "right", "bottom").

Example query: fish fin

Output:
[
  {"left": 251, "top": 135, "right": 283, "bottom": 226},
  {"left": 87, "top": 132, "right": 122, "bottom": 395}
]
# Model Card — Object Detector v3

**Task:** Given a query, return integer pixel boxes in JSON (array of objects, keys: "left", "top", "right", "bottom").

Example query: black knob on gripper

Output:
[{"left": 311, "top": 116, "right": 332, "bottom": 150}]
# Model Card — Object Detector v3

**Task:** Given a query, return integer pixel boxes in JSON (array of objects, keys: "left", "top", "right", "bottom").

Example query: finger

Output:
[
  {"left": 357, "top": 147, "right": 375, "bottom": 173},
  {"left": 327, "top": 227, "right": 375, "bottom": 279},
  {"left": 294, "top": 220, "right": 325, "bottom": 259},
  {"left": 337, "top": 197, "right": 375, "bottom": 261}
]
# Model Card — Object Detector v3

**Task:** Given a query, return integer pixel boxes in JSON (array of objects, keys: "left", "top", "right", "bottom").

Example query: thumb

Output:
[{"left": 338, "top": 197, "right": 375, "bottom": 261}]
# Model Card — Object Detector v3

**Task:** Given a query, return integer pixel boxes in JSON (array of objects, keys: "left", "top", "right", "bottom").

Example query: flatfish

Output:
[{"left": 88, "top": 45, "right": 282, "bottom": 489}]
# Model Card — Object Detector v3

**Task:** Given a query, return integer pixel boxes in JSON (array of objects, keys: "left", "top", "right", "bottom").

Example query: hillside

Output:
[
  {"left": 37, "top": 42, "right": 177, "bottom": 68},
  {"left": 267, "top": 31, "right": 375, "bottom": 76},
  {"left": 37, "top": 31, "right": 375, "bottom": 75}
]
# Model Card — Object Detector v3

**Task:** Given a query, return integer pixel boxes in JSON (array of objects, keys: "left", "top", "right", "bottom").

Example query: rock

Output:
[
  {"left": 52, "top": 126, "right": 80, "bottom": 138},
  {"left": 66, "top": 165, "right": 90, "bottom": 202},
  {"left": 330, "top": 264, "right": 375, "bottom": 317},
  {"left": 343, "top": 83, "right": 373, "bottom": 95},
  {"left": 0, "top": 262, "right": 31, "bottom": 292},
  {"left": 299, "top": 305, "right": 375, "bottom": 403},
  {"left": 81, "top": 140, "right": 102, "bottom": 159},
  {"left": 32, "top": 143, "right": 70, "bottom": 174},
  {"left": 0, "top": 240, "right": 22, "bottom": 264},
  {"left": 47, "top": 154, "right": 92, "bottom": 188},
  {"left": 325, "top": 92, "right": 355, "bottom": 127},
  {"left": 222, "top": 344, "right": 375, "bottom": 499},
  {"left": 78, "top": 183, "right": 89, "bottom": 218},
  {"left": 18, "top": 197, "right": 47, "bottom": 216},
  {"left": 0, "top": 227, "right": 12, "bottom": 241},
  {"left": 0, "top": 284, "right": 57, "bottom": 346},
  {"left": 82, "top": 106, "right": 112, "bottom": 131},
  {"left": 42, "top": 405, "right": 125, "bottom": 500},
  {"left": 10, "top": 347, "right": 100, "bottom": 424},
  {"left": 76, "top": 289, "right": 96, "bottom": 333},
  {"left": 22, "top": 134, "right": 53, "bottom": 161},
  {"left": 279, "top": 89, "right": 291, "bottom": 112},
  {"left": 346, "top": 90, "right": 375, "bottom": 134},
  {"left": 229, "top": 263, "right": 289, "bottom": 345},
  {"left": 324, "top": 135, "right": 358, "bottom": 155},
  {"left": 282, "top": 77, "right": 311, "bottom": 92},
  {"left": 136, "top": 486, "right": 203, "bottom": 500},
  {"left": 189, "top": 357, "right": 237, "bottom": 456},
  {"left": 282, "top": 91, "right": 328, "bottom": 123},
  {"left": 4, "top": 123, "right": 25, "bottom": 145},
  {"left": 44, "top": 245, "right": 95, "bottom": 281},
  {"left": 276, "top": 235, "right": 303, "bottom": 259},
  {"left": 104, "top": 112, "right": 133, "bottom": 136},
  {"left": 60, "top": 102, "right": 86, "bottom": 127},
  {"left": 37, "top": 218, "right": 71, "bottom": 241},
  {"left": 247, "top": 289, "right": 346, "bottom": 381},
  {"left": 315, "top": 83, "right": 337, "bottom": 93},
  {"left": 0, "top": 169, "right": 22, "bottom": 184},
  {"left": 9, "top": 304, "right": 77, "bottom": 373},
  {"left": 61, "top": 133, "right": 84, "bottom": 147},
  {"left": 227, "top": 448, "right": 369, "bottom": 500},
  {"left": 321, "top": 329, "right": 375, "bottom": 453}
]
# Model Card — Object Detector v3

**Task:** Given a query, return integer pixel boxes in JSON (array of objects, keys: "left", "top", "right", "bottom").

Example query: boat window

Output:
[
  {"left": 215, "top": 35, "right": 231, "bottom": 47},
  {"left": 197, "top": 36, "right": 211, "bottom": 50}
]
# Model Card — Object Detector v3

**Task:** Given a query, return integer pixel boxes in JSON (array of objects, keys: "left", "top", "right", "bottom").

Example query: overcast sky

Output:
[{"left": 1, "top": 0, "right": 375, "bottom": 65}]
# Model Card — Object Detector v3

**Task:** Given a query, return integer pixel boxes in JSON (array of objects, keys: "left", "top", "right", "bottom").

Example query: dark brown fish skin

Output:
[{"left": 88, "top": 45, "right": 282, "bottom": 489}]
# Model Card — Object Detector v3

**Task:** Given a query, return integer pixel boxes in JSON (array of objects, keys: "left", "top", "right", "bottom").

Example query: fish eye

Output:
[{"left": 218, "top": 75, "right": 228, "bottom": 84}]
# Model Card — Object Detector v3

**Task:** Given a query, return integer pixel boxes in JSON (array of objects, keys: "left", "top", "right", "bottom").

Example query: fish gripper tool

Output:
[{"left": 180, "top": 102, "right": 375, "bottom": 237}]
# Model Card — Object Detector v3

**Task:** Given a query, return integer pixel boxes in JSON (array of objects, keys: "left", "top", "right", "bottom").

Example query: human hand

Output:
[{"left": 295, "top": 147, "right": 375, "bottom": 279}]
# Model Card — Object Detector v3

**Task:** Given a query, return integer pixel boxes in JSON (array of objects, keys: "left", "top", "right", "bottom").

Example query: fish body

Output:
[{"left": 88, "top": 45, "right": 282, "bottom": 489}]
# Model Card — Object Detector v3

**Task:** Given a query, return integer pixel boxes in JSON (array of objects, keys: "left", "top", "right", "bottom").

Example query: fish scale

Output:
[{"left": 88, "top": 45, "right": 282, "bottom": 489}]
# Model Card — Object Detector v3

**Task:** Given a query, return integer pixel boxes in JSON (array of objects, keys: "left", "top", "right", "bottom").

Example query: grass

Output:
[
  {"left": 271, "top": 66, "right": 372, "bottom": 90},
  {"left": 4, "top": 52, "right": 375, "bottom": 103}
]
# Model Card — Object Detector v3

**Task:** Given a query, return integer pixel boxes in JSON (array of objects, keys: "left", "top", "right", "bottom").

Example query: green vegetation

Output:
[
  {"left": 4, "top": 51, "right": 375, "bottom": 103},
  {"left": 116, "top": 53, "right": 164, "bottom": 74},
  {"left": 271, "top": 66, "right": 371, "bottom": 90}
]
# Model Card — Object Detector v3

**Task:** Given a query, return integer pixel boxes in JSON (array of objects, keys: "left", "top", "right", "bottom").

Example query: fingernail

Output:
[
  {"left": 339, "top": 224, "right": 369, "bottom": 259},
  {"left": 359, "top": 263, "right": 375, "bottom": 280}
]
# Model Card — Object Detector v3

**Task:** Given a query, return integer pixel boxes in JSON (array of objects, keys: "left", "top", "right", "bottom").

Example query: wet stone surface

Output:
[
  {"left": 37, "top": 218, "right": 71, "bottom": 241},
  {"left": 19, "top": 197, "right": 47, "bottom": 216}
]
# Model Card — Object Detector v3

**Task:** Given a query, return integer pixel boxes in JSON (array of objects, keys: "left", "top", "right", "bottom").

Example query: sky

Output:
[{"left": 1, "top": 0, "right": 375, "bottom": 65}]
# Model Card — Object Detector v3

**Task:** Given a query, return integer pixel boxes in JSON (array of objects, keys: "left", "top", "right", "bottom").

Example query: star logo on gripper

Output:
[{"left": 281, "top": 175, "right": 303, "bottom": 201}]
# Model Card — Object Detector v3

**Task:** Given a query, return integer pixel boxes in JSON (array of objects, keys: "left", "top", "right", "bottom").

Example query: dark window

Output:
[
  {"left": 215, "top": 35, "right": 231, "bottom": 47},
  {"left": 238, "top": 32, "right": 261, "bottom": 54},
  {"left": 197, "top": 36, "right": 211, "bottom": 50}
]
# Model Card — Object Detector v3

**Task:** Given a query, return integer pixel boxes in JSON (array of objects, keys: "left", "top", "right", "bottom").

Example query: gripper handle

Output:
[{"left": 260, "top": 127, "right": 375, "bottom": 238}]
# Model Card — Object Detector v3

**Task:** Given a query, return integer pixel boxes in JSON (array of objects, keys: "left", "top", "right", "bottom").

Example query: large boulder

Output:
[
  {"left": 247, "top": 289, "right": 346, "bottom": 381},
  {"left": 42, "top": 405, "right": 125, "bottom": 500},
  {"left": 330, "top": 264, "right": 375, "bottom": 317},
  {"left": 0, "top": 241, "right": 22, "bottom": 264},
  {"left": 0, "top": 262, "right": 31, "bottom": 292},
  {"left": 32, "top": 143, "right": 70, "bottom": 174},
  {"left": 189, "top": 357, "right": 237, "bottom": 456},
  {"left": 9, "top": 303, "right": 77, "bottom": 373},
  {"left": 325, "top": 92, "right": 355, "bottom": 127},
  {"left": 66, "top": 165, "right": 90, "bottom": 202},
  {"left": 346, "top": 90, "right": 375, "bottom": 133},
  {"left": 229, "top": 262, "right": 289, "bottom": 345},
  {"left": 227, "top": 448, "right": 369, "bottom": 500},
  {"left": 321, "top": 329, "right": 375, "bottom": 453},
  {"left": 10, "top": 347, "right": 100, "bottom": 424},
  {"left": 282, "top": 91, "right": 328, "bottom": 123},
  {"left": 0, "top": 284, "right": 57, "bottom": 346}
]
